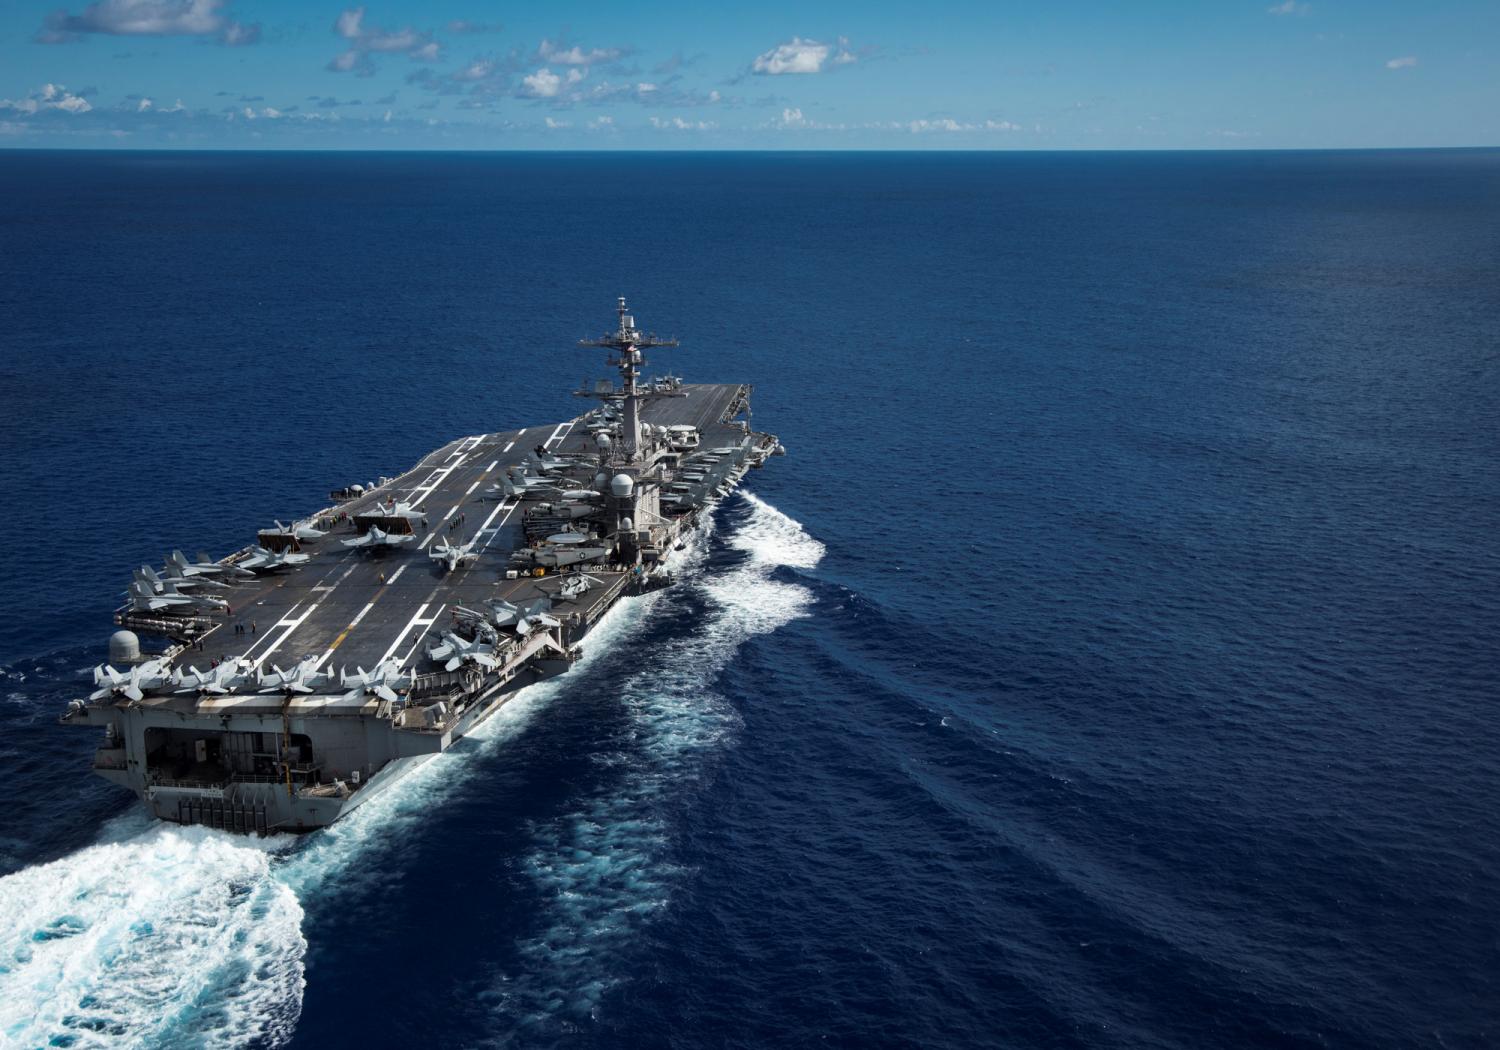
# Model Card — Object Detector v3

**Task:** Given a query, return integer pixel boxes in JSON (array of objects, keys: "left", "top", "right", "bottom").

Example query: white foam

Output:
[
  {"left": 0, "top": 825, "right": 304, "bottom": 1049},
  {"left": 497, "top": 492, "right": 824, "bottom": 1026}
]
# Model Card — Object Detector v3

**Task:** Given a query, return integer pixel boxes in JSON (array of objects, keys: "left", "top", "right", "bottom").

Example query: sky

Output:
[{"left": 0, "top": 0, "right": 1494, "bottom": 149}]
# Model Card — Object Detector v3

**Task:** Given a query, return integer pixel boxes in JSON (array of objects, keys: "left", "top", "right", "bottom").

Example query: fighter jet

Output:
[
  {"left": 471, "top": 597, "right": 524, "bottom": 629},
  {"left": 264, "top": 519, "right": 327, "bottom": 543},
  {"left": 549, "top": 573, "right": 598, "bottom": 603},
  {"left": 527, "top": 449, "right": 574, "bottom": 474},
  {"left": 428, "top": 631, "right": 499, "bottom": 672},
  {"left": 257, "top": 657, "right": 332, "bottom": 695},
  {"left": 494, "top": 597, "right": 562, "bottom": 636},
  {"left": 239, "top": 546, "right": 312, "bottom": 572},
  {"left": 500, "top": 474, "right": 561, "bottom": 500},
  {"left": 89, "top": 658, "right": 173, "bottom": 702},
  {"left": 127, "top": 580, "right": 228, "bottom": 613},
  {"left": 168, "top": 550, "right": 253, "bottom": 579},
  {"left": 173, "top": 658, "right": 253, "bottom": 695},
  {"left": 513, "top": 599, "right": 561, "bottom": 636},
  {"left": 375, "top": 500, "right": 424, "bottom": 522},
  {"left": 339, "top": 660, "right": 414, "bottom": 703},
  {"left": 342, "top": 525, "right": 416, "bottom": 552},
  {"left": 429, "top": 536, "right": 479, "bottom": 573},
  {"left": 135, "top": 565, "right": 208, "bottom": 592}
]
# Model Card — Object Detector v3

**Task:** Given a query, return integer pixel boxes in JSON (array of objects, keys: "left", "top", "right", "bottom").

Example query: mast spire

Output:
[{"left": 576, "top": 297, "right": 679, "bottom": 462}]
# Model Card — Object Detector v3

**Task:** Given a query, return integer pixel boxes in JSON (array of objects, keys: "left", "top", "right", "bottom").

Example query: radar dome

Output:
[
  {"left": 610, "top": 473, "right": 635, "bottom": 498},
  {"left": 108, "top": 630, "right": 140, "bottom": 664}
]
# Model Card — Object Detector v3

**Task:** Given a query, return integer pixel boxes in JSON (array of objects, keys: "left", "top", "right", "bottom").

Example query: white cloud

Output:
[
  {"left": 587, "top": 115, "right": 613, "bottom": 129},
  {"left": 544, "top": 116, "right": 570, "bottom": 128},
  {"left": 38, "top": 0, "right": 258, "bottom": 45},
  {"left": 137, "top": 96, "right": 152, "bottom": 112},
  {"left": 1385, "top": 55, "right": 1418, "bottom": 69},
  {"left": 0, "top": 83, "right": 93, "bottom": 114},
  {"left": 908, "top": 117, "right": 972, "bottom": 132},
  {"left": 448, "top": 20, "right": 502, "bottom": 35},
  {"left": 766, "top": 107, "right": 849, "bottom": 131},
  {"left": 649, "top": 116, "right": 716, "bottom": 130},
  {"left": 1266, "top": 1, "right": 1309, "bottom": 14},
  {"left": 329, "top": 7, "right": 440, "bottom": 75},
  {"left": 521, "top": 68, "right": 562, "bottom": 97},
  {"left": 751, "top": 36, "right": 856, "bottom": 75},
  {"left": 985, "top": 119, "right": 1021, "bottom": 131},
  {"left": 538, "top": 39, "right": 626, "bottom": 66},
  {"left": 453, "top": 58, "right": 496, "bottom": 81}
]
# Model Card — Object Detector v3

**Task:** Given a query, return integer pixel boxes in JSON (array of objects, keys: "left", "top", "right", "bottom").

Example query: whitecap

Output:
[{"left": 0, "top": 825, "right": 304, "bottom": 1050}]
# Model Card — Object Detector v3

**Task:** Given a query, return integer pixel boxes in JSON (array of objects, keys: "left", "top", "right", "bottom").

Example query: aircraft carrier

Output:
[{"left": 61, "top": 299, "right": 783, "bottom": 832}]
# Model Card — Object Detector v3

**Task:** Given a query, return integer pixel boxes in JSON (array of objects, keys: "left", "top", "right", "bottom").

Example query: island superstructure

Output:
[{"left": 62, "top": 299, "right": 782, "bottom": 832}]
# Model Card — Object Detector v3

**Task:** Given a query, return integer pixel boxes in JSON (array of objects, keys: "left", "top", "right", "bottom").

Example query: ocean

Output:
[{"left": 0, "top": 149, "right": 1496, "bottom": 1049}]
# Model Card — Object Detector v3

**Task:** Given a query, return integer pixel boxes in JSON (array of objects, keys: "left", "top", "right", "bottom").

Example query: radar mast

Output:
[{"left": 576, "top": 297, "right": 680, "bottom": 462}]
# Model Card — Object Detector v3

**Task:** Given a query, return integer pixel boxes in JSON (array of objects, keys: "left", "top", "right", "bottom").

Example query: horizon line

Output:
[{"left": 2, "top": 144, "right": 1497, "bottom": 155}]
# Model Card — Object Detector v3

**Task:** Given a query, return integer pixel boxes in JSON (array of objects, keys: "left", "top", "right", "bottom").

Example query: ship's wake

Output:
[
  {"left": 0, "top": 813, "right": 304, "bottom": 1049},
  {"left": 489, "top": 492, "right": 825, "bottom": 1032},
  {"left": 0, "top": 493, "right": 820, "bottom": 1048}
]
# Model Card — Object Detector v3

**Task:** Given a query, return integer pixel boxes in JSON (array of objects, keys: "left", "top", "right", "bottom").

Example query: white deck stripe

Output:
[
  {"left": 377, "top": 603, "right": 429, "bottom": 665},
  {"left": 479, "top": 501, "right": 521, "bottom": 552},
  {"left": 251, "top": 603, "right": 319, "bottom": 670},
  {"left": 237, "top": 602, "right": 304, "bottom": 659},
  {"left": 397, "top": 605, "right": 446, "bottom": 670}
]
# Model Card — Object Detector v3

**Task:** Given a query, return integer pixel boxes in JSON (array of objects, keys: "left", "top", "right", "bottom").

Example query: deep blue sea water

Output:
[{"left": 0, "top": 149, "right": 1497, "bottom": 1049}]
